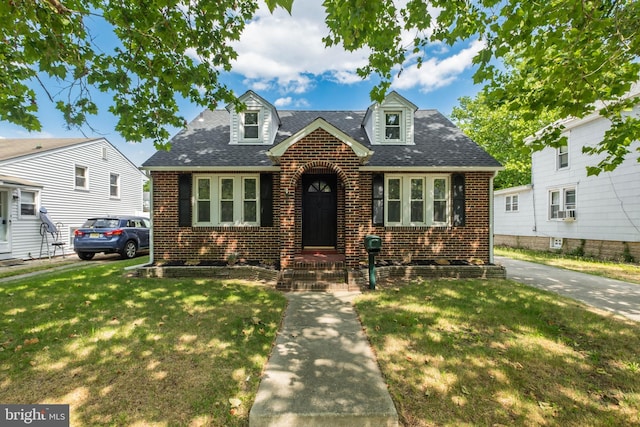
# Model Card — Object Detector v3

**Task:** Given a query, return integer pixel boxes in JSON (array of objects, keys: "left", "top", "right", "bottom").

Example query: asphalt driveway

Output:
[{"left": 496, "top": 256, "right": 640, "bottom": 322}]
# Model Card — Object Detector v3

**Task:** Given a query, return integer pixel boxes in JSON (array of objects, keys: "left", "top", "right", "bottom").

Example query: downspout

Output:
[
  {"left": 489, "top": 172, "right": 496, "bottom": 264},
  {"left": 148, "top": 173, "right": 154, "bottom": 265}
]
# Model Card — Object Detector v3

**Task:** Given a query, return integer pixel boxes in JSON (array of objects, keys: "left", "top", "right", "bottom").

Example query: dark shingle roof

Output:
[{"left": 142, "top": 109, "right": 501, "bottom": 169}]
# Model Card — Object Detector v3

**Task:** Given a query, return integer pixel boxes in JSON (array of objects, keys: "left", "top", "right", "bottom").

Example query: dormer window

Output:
[
  {"left": 362, "top": 92, "right": 416, "bottom": 145},
  {"left": 242, "top": 111, "right": 260, "bottom": 141},
  {"left": 385, "top": 112, "right": 402, "bottom": 141}
]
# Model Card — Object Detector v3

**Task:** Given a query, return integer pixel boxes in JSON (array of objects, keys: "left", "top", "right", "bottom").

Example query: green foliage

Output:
[
  {"left": 623, "top": 242, "right": 635, "bottom": 263},
  {"left": 0, "top": 0, "right": 271, "bottom": 149},
  {"left": 451, "top": 91, "right": 560, "bottom": 189},
  {"left": 2, "top": 0, "right": 638, "bottom": 174},
  {"left": 323, "top": 0, "right": 640, "bottom": 174},
  {"left": 568, "top": 239, "right": 587, "bottom": 258}
]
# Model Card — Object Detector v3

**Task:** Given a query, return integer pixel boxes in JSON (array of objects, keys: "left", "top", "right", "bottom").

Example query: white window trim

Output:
[
  {"left": 548, "top": 187, "right": 576, "bottom": 220},
  {"left": 505, "top": 194, "right": 519, "bottom": 212},
  {"left": 384, "top": 174, "right": 450, "bottom": 227},
  {"left": 193, "top": 174, "right": 260, "bottom": 226},
  {"left": 18, "top": 188, "right": 39, "bottom": 219},
  {"left": 383, "top": 111, "right": 404, "bottom": 143},
  {"left": 74, "top": 164, "right": 89, "bottom": 191},
  {"left": 240, "top": 110, "right": 262, "bottom": 143},
  {"left": 109, "top": 173, "right": 120, "bottom": 199},
  {"left": 557, "top": 145, "right": 569, "bottom": 169}
]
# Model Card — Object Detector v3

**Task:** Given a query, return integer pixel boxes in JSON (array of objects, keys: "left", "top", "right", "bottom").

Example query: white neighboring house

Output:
[
  {"left": 0, "top": 138, "right": 148, "bottom": 260},
  {"left": 494, "top": 94, "right": 640, "bottom": 261}
]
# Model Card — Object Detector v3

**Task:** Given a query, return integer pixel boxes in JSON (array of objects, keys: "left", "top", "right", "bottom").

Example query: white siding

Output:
[
  {"left": 229, "top": 93, "right": 278, "bottom": 145},
  {"left": 1, "top": 139, "right": 147, "bottom": 259},
  {"left": 362, "top": 92, "right": 416, "bottom": 145},
  {"left": 494, "top": 187, "right": 536, "bottom": 236},
  {"left": 496, "top": 104, "right": 640, "bottom": 244}
]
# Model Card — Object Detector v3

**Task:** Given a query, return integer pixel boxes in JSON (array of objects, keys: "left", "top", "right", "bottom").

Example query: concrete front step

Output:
[
  {"left": 278, "top": 268, "right": 350, "bottom": 292},
  {"left": 277, "top": 281, "right": 352, "bottom": 292}
]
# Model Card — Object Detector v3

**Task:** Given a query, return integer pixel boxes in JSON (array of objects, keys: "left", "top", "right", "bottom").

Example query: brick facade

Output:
[
  {"left": 359, "top": 171, "right": 493, "bottom": 266},
  {"left": 151, "top": 129, "right": 494, "bottom": 269},
  {"left": 151, "top": 170, "right": 281, "bottom": 265}
]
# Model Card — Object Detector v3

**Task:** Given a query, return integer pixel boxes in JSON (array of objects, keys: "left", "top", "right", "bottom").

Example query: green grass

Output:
[
  {"left": 0, "top": 259, "right": 79, "bottom": 280},
  {"left": 355, "top": 280, "right": 640, "bottom": 426},
  {"left": 496, "top": 246, "right": 640, "bottom": 285},
  {"left": 4, "top": 254, "right": 639, "bottom": 426},
  {"left": 0, "top": 258, "right": 287, "bottom": 426}
]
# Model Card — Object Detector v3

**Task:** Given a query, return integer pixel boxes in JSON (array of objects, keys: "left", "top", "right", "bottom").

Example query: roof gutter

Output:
[
  {"left": 359, "top": 166, "right": 504, "bottom": 172},
  {"left": 140, "top": 166, "right": 281, "bottom": 172}
]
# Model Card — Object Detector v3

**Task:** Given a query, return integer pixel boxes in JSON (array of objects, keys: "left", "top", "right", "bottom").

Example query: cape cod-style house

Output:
[{"left": 141, "top": 91, "right": 502, "bottom": 285}]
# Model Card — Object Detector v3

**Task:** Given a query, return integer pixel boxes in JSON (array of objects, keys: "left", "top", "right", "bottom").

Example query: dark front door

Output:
[{"left": 302, "top": 174, "right": 337, "bottom": 248}]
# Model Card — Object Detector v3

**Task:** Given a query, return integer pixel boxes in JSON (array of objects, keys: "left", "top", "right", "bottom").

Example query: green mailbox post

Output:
[{"left": 364, "top": 235, "right": 382, "bottom": 290}]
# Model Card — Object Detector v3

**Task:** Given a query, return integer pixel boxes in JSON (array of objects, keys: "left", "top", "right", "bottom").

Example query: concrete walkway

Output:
[
  {"left": 249, "top": 292, "right": 398, "bottom": 427},
  {"left": 496, "top": 256, "right": 640, "bottom": 322}
]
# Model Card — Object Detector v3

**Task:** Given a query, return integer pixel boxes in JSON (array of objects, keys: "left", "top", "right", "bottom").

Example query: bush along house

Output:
[{"left": 141, "top": 91, "right": 504, "bottom": 288}]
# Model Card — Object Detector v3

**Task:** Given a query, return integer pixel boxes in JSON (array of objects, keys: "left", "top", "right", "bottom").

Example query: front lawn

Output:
[
  {"left": 0, "top": 258, "right": 287, "bottom": 426},
  {"left": 4, "top": 258, "right": 639, "bottom": 426},
  {"left": 355, "top": 280, "right": 640, "bottom": 426}
]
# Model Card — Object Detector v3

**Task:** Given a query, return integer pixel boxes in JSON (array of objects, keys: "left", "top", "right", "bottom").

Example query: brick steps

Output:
[{"left": 277, "top": 259, "right": 353, "bottom": 291}]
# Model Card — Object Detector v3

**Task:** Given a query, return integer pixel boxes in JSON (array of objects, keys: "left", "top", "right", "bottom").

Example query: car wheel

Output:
[
  {"left": 121, "top": 240, "right": 138, "bottom": 259},
  {"left": 77, "top": 252, "right": 95, "bottom": 261}
]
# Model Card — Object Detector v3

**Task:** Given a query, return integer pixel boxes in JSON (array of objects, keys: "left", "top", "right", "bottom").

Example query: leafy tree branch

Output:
[{"left": 1, "top": 0, "right": 638, "bottom": 174}]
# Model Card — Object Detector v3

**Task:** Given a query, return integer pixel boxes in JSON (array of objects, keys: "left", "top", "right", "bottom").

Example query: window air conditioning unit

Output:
[{"left": 563, "top": 209, "right": 576, "bottom": 221}]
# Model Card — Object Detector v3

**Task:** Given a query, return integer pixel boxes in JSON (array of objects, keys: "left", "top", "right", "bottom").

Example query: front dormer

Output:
[
  {"left": 226, "top": 90, "right": 280, "bottom": 145},
  {"left": 362, "top": 91, "right": 418, "bottom": 145}
]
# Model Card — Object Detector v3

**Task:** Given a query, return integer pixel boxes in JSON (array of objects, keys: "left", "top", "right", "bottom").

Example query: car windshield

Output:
[{"left": 82, "top": 218, "right": 120, "bottom": 228}]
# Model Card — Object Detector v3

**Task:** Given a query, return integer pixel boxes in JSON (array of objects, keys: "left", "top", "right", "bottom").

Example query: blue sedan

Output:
[{"left": 74, "top": 216, "right": 150, "bottom": 260}]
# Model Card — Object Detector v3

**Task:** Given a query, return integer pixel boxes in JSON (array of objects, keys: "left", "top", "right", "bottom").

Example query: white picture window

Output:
[
  {"left": 20, "top": 190, "right": 37, "bottom": 217},
  {"left": 385, "top": 175, "right": 450, "bottom": 226},
  {"left": 110, "top": 173, "right": 120, "bottom": 198},
  {"left": 505, "top": 195, "right": 519, "bottom": 212},
  {"left": 75, "top": 165, "right": 88, "bottom": 190},
  {"left": 194, "top": 174, "right": 260, "bottom": 226}
]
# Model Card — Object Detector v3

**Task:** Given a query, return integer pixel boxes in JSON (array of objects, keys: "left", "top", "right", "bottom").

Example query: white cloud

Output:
[
  {"left": 224, "top": 0, "right": 482, "bottom": 97},
  {"left": 230, "top": 1, "right": 368, "bottom": 94},
  {"left": 391, "top": 39, "right": 485, "bottom": 92},
  {"left": 274, "top": 96, "right": 292, "bottom": 107},
  {"left": 274, "top": 96, "right": 310, "bottom": 108}
]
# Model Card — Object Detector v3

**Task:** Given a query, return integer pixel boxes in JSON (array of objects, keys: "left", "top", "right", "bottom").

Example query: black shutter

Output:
[
  {"left": 260, "top": 173, "right": 273, "bottom": 227},
  {"left": 452, "top": 173, "right": 465, "bottom": 227},
  {"left": 178, "top": 174, "right": 192, "bottom": 227},
  {"left": 372, "top": 174, "right": 384, "bottom": 226}
]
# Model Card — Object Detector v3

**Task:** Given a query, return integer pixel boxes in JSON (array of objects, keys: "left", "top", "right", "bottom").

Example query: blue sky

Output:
[{"left": 0, "top": 1, "right": 484, "bottom": 166}]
